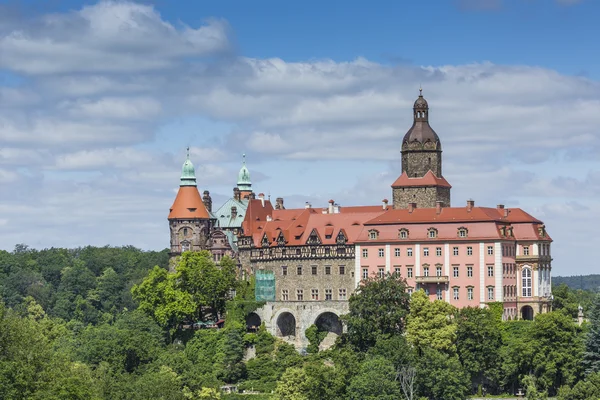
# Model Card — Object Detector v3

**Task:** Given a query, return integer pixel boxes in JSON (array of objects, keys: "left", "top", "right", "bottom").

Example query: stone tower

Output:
[
  {"left": 391, "top": 89, "right": 452, "bottom": 209},
  {"left": 168, "top": 148, "right": 214, "bottom": 257}
]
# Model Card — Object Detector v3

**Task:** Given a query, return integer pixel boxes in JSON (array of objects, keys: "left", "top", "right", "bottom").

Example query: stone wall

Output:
[
  {"left": 392, "top": 186, "right": 451, "bottom": 209},
  {"left": 401, "top": 149, "right": 442, "bottom": 178},
  {"left": 250, "top": 258, "right": 356, "bottom": 301},
  {"left": 253, "top": 300, "right": 349, "bottom": 350}
]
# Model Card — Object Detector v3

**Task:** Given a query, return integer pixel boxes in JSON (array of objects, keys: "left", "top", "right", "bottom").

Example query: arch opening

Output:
[
  {"left": 276, "top": 312, "right": 296, "bottom": 337},
  {"left": 521, "top": 305, "right": 534, "bottom": 321},
  {"left": 314, "top": 312, "right": 343, "bottom": 335},
  {"left": 246, "top": 312, "right": 261, "bottom": 332}
]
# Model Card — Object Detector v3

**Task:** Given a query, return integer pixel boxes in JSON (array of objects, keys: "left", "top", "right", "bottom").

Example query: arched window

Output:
[
  {"left": 183, "top": 228, "right": 188, "bottom": 236},
  {"left": 522, "top": 267, "right": 532, "bottom": 297},
  {"left": 181, "top": 241, "right": 190, "bottom": 252}
]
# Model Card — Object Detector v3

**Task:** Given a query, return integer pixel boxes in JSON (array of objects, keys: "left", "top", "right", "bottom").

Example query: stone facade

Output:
[
  {"left": 392, "top": 186, "right": 451, "bottom": 209},
  {"left": 251, "top": 300, "right": 349, "bottom": 350},
  {"left": 401, "top": 142, "right": 442, "bottom": 178},
  {"left": 169, "top": 218, "right": 213, "bottom": 256},
  {"left": 251, "top": 257, "right": 356, "bottom": 302}
]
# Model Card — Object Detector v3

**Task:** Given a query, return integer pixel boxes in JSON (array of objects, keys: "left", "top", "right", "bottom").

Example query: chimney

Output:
[
  {"left": 258, "top": 193, "right": 265, "bottom": 207},
  {"left": 497, "top": 204, "right": 505, "bottom": 210},
  {"left": 408, "top": 202, "right": 416, "bottom": 213},
  {"left": 466, "top": 199, "right": 474, "bottom": 212},
  {"left": 382, "top": 199, "right": 389, "bottom": 210},
  {"left": 333, "top": 203, "right": 340, "bottom": 213},
  {"left": 328, "top": 199, "right": 334, "bottom": 214},
  {"left": 231, "top": 206, "right": 237, "bottom": 219},
  {"left": 275, "top": 197, "right": 285, "bottom": 210},
  {"left": 305, "top": 202, "right": 311, "bottom": 209},
  {"left": 202, "top": 190, "right": 212, "bottom": 212},
  {"left": 233, "top": 187, "right": 241, "bottom": 202},
  {"left": 436, "top": 201, "right": 443, "bottom": 214}
]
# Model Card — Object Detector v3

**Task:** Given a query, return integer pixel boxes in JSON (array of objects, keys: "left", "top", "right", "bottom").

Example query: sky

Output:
[{"left": 0, "top": 0, "right": 599, "bottom": 276}]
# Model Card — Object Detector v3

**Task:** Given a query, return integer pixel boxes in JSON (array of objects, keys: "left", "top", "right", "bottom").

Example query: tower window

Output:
[{"left": 183, "top": 228, "right": 188, "bottom": 236}]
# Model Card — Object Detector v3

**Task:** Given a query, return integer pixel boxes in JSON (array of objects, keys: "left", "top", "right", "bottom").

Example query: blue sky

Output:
[{"left": 0, "top": 0, "right": 599, "bottom": 276}]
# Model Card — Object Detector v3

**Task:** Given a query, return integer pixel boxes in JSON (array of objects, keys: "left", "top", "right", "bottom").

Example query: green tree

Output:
[
  {"left": 557, "top": 371, "right": 600, "bottom": 400},
  {"left": 529, "top": 311, "right": 584, "bottom": 395},
  {"left": 131, "top": 265, "right": 194, "bottom": 338},
  {"left": 416, "top": 348, "right": 470, "bottom": 400},
  {"left": 406, "top": 290, "right": 457, "bottom": 354},
  {"left": 522, "top": 375, "right": 548, "bottom": 400},
  {"left": 552, "top": 284, "right": 580, "bottom": 318},
  {"left": 584, "top": 293, "right": 600, "bottom": 374},
  {"left": 275, "top": 367, "right": 309, "bottom": 400},
  {"left": 347, "top": 356, "right": 401, "bottom": 400},
  {"left": 456, "top": 306, "right": 503, "bottom": 393},
  {"left": 341, "top": 273, "right": 410, "bottom": 351}
]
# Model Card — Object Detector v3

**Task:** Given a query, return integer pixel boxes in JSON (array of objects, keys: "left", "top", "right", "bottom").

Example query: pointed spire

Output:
[
  {"left": 180, "top": 147, "right": 197, "bottom": 187},
  {"left": 238, "top": 153, "right": 252, "bottom": 192}
]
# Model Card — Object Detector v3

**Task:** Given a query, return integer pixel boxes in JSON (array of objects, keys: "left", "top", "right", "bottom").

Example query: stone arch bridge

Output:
[{"left": 249, "top": 301, "right": 349, "bottom": 350}]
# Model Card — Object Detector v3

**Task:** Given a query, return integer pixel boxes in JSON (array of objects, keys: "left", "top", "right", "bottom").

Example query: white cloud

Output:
[
  {"left": 0, "top": 1, "right": 231, "bottom": 74},
  {"left": 0, "top": 1, "right": 598, "bottom": 275}
]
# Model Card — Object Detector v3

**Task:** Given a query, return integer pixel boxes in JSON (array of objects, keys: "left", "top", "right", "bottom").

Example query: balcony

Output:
[{"left": 415, "top": 275, "right": 449, "bottom": 284}]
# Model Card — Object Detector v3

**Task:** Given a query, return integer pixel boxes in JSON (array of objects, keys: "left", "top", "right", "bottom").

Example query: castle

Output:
[{"left": 168, "top": 91, "right": 553, "bottom": 348}]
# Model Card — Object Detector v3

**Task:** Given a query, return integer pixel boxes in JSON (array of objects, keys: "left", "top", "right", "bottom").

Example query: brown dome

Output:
[{"left": 402, "top": 90, "right": 441, "bottom": 146}]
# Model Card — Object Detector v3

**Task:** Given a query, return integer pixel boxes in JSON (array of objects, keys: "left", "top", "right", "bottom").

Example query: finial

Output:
[
  {"left": 186, "top": 146, "right": 190, "bottom": 159},
  {"left": 242, "top": 153, "right": 246, "bottom": 165},
  {"left": 419, "top": 85, "right": 423, "bottom": 96}
]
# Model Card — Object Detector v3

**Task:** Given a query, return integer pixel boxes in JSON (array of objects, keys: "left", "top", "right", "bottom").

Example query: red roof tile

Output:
[
  {"left": 168, "top": 186, "right": 210, "bottom": 219},
  {"left": 391, "top": 171, "right": 452, "bottom": 188}
]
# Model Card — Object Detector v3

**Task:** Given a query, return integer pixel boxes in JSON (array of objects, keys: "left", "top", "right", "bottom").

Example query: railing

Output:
[{"left": 415, "top": 275, "right": 449, "bottom": 283}]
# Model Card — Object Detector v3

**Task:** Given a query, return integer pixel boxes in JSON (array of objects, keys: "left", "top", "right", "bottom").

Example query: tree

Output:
[
  {"left": 131, "top": 266, "right": 194, "bottom": 339},
  {"left": 175, "top": 251, "right": 237, "bottom": 321},
  {"left": 416, "top": 348, "right": 470, "bottom": 400},
  {"left": 584, "top": 293, "right": 600, "bottom": 374},
  {"left": 557, "top": 371, "right": 600, "bottom": 400},
  {"left": 341, "top": 274, "right": 410, "bottom": 351},
  {"left": 406, "top": 290, "right": 457, "bottom": 354},
  {"left": 529, "top": 311, "right": 584, "bottom": 395},
  {"left": 397, "top": 366, "right": 417, "bottom": 400},
  {"left": 347, "top": 356, "right": 401, "bottom": 400},
  {"left": 522, "top": 375, "right": 548, "bottom": 400},
  {"left": 552, "top": 284, "right": 580, "bottom": 318},
  {"left": 275, "top": 367, "right": 309, "bottom": 400},
  {"left": 456, "top": 307, "right": 503, "bottom": 393}
]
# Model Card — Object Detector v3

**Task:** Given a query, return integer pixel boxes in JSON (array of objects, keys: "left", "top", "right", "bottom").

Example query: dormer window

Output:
[
  {"left": 399, "top": 228, "right": 409, "bottom": 239},
  {"left": 428, "top": 228, "right": 438, "bottom": 239},
  {"left": 368, "top": 230, "right": 379, "bottom": 240},
  {"left": 458, "top": 227, "right": 468, "bottom": 238}
]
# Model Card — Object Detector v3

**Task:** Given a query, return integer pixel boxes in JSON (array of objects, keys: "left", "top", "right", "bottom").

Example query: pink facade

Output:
[{"left": 354, "top": 202, "right": 552, "bottom": 320}]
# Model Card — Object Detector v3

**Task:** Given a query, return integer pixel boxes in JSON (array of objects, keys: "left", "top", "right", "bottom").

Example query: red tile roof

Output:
[
  {"left": 391, "top": 171, "right": 452, "bottom": 188},
  {"left": 168, "top": 186, "right": 210, "bottom": 219}
]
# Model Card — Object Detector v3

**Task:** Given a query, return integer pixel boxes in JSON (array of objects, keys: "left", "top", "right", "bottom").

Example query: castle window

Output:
[
  {"left": 399, "top": 229, "right": 409, "bottom": 239},
  {"left": 436, "top": 287, "right": 443, "bottom": 300},
  {"left": 488, "top": 246, "right": 494, "bottom": 255},
  {"left": 467, "top": 246, "right": 473, "bottom": 256},
  {"left": 523, "top": 246, "right": 530, "bottom": 256},
  {"left": 339, "top": 288, "right": 347, "bottom": 300},
  {"left": 458, "top": 228, "right": 468, "bottom": 238},
  {"left": 325, "top": 289, "right": 332, "bottom": 301},
  {"left": 362, "top": 249, "right": 368, "bottom": 258},
  {"left": 467, "top": 266, "right": 473, "bottom": 277},
  {"left": 522, "top": 268, "right": 532, "bottom": 297},
  {"left": 428, "top": 228, "right": 437, "bottom": 239},
  {"left": 297, "top": 289, "right": 303, "bottom": 301},
  {"left": 311, "top": 265, "right": 318, "bottom": 275},
  {"left": 453, "top": 247, "right": 459, "bottom": 256},
  {"left": 423, "top": 266, "right": 429, "bottom": 277},
  {"left": 369, "top": 230, "right": 378, "bottom": 240},
  {"left": 407, "top": 248, "right": 413, "bottom": 257},
  {"left": 488, "top": 265, "right": 494, "bottom": 277},
  {"left": 395, "top": 248, "right": 401, "bottom": 257},
  {"left": 378, "top": 248, "right": 384, "bottom": 257},
  {"left": 453, "top": 287, "right": 460, "bottom": 300},
  {"left": 362, "top": 268, "right": 369, "bottom": 280},
  {"left": 436, "top": 247, "right": 442, "bottom": 256},
  {"left": 378, "top": 267, "right": 385, "bottom": 278},
  {"left": 282, "top": 266, "right": 288, "bottom": 276},
  {"left": 311, "top": 289, "right": 319, "bottom": 300},
  {"left": 407, "top": 267, "right": 413, "bottom": 278},
  {"left": 467, "top": 287, "right": 474, "bottom": 300},
  {"left": 297, "top": 266, "right": 303, "bottom": 275},
  {"left": 423, "top": 247, "right": 429, "bottom": 257},
  {"left": 453, "top": 266, "right": 459, "bottom": 278},
  {"left": 488, "top": 286, "right": 495, "bottom": 300},
  {"left": 339, "top": 265, "right": 345, "bottom": 275},
  {"left": 281, "top": 289, "right": 289, "bottom": 301},
  {"left": 183, "top": 228, "right": 188, "bottom": 236},
  {"left": 436, "top": 266, "right": 442, "bottom": 277},
  {"left": 325, "top": 265, "right": 331, "bottom": 275}
]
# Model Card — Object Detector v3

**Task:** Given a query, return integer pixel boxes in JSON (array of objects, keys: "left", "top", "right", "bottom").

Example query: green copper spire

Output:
[
  {"left": 180, "top": 147, "right": 197, "bottom": 187},
  {"left": 237, "top": 153, "right": 252, "bottom": 191}
]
